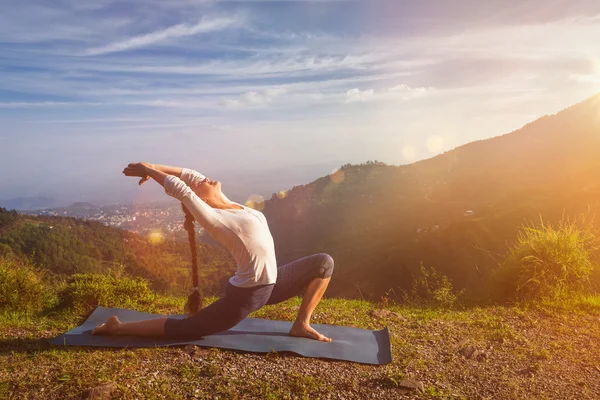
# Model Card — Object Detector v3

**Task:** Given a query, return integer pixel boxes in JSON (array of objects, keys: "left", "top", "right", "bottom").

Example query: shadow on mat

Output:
[{"left": 0, "top": 337, "right": 343, "bottom": 364}]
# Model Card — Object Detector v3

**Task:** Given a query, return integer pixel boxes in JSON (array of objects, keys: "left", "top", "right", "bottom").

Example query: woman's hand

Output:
[{"left": 123, "top": 162, "right": 154, "bottom": 185}]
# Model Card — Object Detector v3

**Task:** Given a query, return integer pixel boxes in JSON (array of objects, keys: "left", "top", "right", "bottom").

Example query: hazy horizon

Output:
[{"left": 2, "top": 0, "right": 600, "bottom": 207}]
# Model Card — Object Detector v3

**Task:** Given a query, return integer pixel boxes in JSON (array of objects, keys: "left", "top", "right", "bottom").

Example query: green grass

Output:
[
  {"left": 0, "top": 255, "right": 56, "bottom": 314},
  {"left": 287, "top": 371, "right": 333, "bottom": 399},
  {"left": 2, "top": 293, "right": 600, "bottom": 399},
  {"left": 496, "top": 214, "right": 600, "bottom": 301}
]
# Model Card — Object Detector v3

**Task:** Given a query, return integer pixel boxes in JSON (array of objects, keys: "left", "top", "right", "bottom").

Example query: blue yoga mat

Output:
[{"left": 50, "top": 306, "right": 392, "bottom": 365}]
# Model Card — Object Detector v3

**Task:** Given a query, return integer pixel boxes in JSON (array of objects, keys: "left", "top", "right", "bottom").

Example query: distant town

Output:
[{"left": 27, "top": 202, "right": 199, "bottom": 239}]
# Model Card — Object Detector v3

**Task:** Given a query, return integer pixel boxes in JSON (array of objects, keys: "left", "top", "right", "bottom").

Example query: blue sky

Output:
[{"left": 1, "top": 0, "right": 600, "bottom": 206}]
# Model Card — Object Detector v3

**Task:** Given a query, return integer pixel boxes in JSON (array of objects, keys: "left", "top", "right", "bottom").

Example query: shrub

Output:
[
  {"left": 496, "top": 214, "right": 599, "bottom": 300},
  {"left": 0, "top": 255, "right": 55, "bottom": 313},
  {"left": 58, "top": 267, "right": 156, "bottom": 314},
  {"left": 0, "top": 243, "right": 12, "bottom": 257},
  {"left": 406, "top": 263, "right": 461, "bottom": 308}
]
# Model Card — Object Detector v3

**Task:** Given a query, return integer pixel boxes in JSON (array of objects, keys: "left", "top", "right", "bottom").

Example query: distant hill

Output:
[
  {"left": 68, "top": 201, "right": 98, "bottom": 209},
  {"left": 46, "top": 202, "right": 101, "bottom": 217},
  {"left": 0, "top": 196, "right": 56, "bottom": 210},
  {"left": 263, "top": 93, "right": 600, "bottom": 299}
]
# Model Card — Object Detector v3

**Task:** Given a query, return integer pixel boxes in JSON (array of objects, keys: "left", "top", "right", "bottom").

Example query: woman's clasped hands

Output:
[{"left": 123, "top": 162, "right": 153, "bottom": 185}]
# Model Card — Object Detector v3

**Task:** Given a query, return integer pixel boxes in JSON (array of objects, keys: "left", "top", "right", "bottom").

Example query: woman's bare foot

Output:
[
  {"left": 289, "top": 322, "right": 332, "bottom": 342},
  {"left": 91, "top": 315, "right": 121, "bottom": 335}
]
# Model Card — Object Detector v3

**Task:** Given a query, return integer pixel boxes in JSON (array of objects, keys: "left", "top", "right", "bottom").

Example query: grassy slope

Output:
[{"left": 2, "top": 296, "right": 600, "bottom": 399}]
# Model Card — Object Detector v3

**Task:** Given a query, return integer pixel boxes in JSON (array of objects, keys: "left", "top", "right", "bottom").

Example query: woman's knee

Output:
[{"left": 316, "top": 253, "right": 334, "bottom": 279}]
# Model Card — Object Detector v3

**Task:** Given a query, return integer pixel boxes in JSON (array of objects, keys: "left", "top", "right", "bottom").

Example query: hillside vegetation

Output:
[
  {"left": 0, "top": 208, "right": 236, "bottom": 297},
  {"left": 262, "top": 94, "right": 600, "bottom": 299}
]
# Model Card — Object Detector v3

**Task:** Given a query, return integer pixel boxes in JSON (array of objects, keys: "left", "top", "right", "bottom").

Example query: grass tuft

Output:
[{"left": 495, "top": 214, "right": 599, "bottom": 301}]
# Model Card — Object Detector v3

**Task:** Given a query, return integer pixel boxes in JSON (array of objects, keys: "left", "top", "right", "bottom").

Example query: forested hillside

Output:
[
  {"left": 0, "top": 208, "right": 235, "bottom": 296},
  {"left": 263, "top": 94, "right": 600, "bottom": 299}
]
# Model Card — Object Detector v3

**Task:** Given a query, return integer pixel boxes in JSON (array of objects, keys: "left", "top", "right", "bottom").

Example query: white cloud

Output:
[
  {"left": 0, "top": 101, "right": 101, "bottom": 108},
  {"left": 124, "top": 99, "right": 211, "bottom": 108},
  {"left": 73, "top": 52, "right": 376, "bottom": 77},
  {"left": 570, "top": 72, "right": 600, "bottom": 84},
  {"left": 345, "top": 88, "right": 374, "bottom": 103},
  {"left": 388, "top": 84, "right": 434, "bottom": 99},
  {"left": 222, "top": 87, "right": 287, "bottom": 108},
  {"left": 84, "top": 17, "right": 240, "bottom": 56},
  {"left": 342, "top": 84, "right": 434, "bottom": 105},
  {"left": 210, "top": 124, "right": 232, "bottom": 131}
]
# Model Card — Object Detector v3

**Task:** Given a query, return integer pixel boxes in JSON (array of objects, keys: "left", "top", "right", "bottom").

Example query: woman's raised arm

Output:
[
  {"left": 123, "top": 162, "right": 169, "bottom": 187},
  {"left": 126, "top": 163, "right": 184, "bottom": 186},
  {"left": 129, "top": 163, "right": 209, "bottom": 188},
  {"left": 152, "top": 164, "right": 184, "bottom": 177},
  {"left": 123, "top": 162, "right": 221, "bottom": 235}
]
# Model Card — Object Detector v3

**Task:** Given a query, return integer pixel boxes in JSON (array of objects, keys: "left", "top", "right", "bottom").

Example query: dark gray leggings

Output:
[{"left": 164, "top": 253, "right": 334, "bottom": 339}]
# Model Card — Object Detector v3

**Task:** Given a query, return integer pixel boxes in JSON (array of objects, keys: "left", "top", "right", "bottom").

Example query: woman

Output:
[{"left": 92, "top": 162, "right": 334, "bottom": 342}]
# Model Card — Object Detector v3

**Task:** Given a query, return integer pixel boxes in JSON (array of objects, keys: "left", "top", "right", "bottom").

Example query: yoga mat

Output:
[{"left": 50, "top": 306, "right": 392, "bottom": 365}]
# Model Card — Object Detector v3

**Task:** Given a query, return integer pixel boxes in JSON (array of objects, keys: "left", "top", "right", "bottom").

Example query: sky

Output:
[{"left": 1, "top": 0, "right": 600, "bottom": 207}]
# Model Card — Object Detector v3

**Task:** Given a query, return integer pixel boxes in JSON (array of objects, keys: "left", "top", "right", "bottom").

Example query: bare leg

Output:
[
  {"left": 289, "top": 277, "right": 332, "bottom": 342},
  {"left": 91, "top": 315, "right": 168, "bottom": 337}
]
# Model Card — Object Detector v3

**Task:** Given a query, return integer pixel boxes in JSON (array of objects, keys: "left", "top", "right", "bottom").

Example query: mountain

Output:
[
  {"left": 262, "top": 93, "right": 600, "bottom": 299},
  {"left": 48, "top": 202, "right": 101, "bottom": 217},
  {"left": 0, "top": 196, "right": 56, "bottom": 210}
]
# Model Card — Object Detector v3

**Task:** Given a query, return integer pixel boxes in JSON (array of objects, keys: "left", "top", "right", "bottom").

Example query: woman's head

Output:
[{"left": 191, "top": 177, "right": 223, "bottom": 207}]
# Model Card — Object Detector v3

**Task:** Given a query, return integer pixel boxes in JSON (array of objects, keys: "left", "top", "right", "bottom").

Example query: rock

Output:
[
  {"left": 455, "top": 340, "right": 488, "bottom": 361},
  {"left": 184, "top": 344, "right": 197, "bottom": 353},
  {"left": 458, "top": 345, "right": 477, "bottom": 359},
  {"left": 397, "top": 379, "right": 425, "bottom": 393},
  {"left": 185, "top": 344, "right": 209, "bottom": 360},
  {"left": 518, "top": 366, "right": 537, "bottom": 377},
  {"left": 82, "top": 382, "right": 117, "bottom": 400},
  {"left": 368, "top": 309, "right": 405, "bottom": 320}
]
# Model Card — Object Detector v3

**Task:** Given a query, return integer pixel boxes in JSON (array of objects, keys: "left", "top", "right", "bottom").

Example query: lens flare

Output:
[
  {"left": 426, "top": 135, "right": 445, "bottom": 153},
  {"left": 147, "top": 229, "right": 165, "bottom": 245},
  {"left": 330, "top": 168, "right": 345, "bottom": 184},
  {"left": 402, "top": 145, "right": 417, "bottom": 162},
  {"left": 245, "top": 194, "right": 265, "bottom": 211}
]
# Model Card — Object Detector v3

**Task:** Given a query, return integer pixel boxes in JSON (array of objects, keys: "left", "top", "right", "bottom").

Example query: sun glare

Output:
[
  {"left": 330, "top": 168, "right": 345, "bottom": 184},
  {"left": 401, "top": 145, "right": 417, "bottom": 162},
  {"left": 245, "top": 194, "right": 265, "bottom": 211},
  {"left": 426, "top": 135, "right": 445, "bottom": 153},
  {"left": 147, "top": 229, "right": 165, "bottom": 245}
]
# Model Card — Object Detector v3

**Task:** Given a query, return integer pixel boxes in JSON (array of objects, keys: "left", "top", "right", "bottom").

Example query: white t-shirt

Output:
[{"left": 163, "top": 168, "right": 277, "bottom": 288}]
